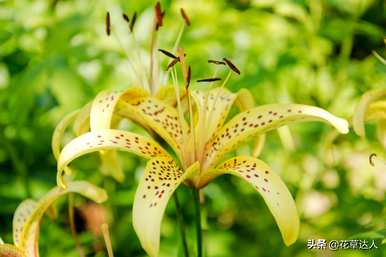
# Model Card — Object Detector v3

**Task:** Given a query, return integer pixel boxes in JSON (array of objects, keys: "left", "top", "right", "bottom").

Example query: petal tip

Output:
[
  {"left": 335, "top": 118, "right": 350, "bottom": 134},
  {"left": 283, "top": 223, "right": 299, "bottom": 247}
]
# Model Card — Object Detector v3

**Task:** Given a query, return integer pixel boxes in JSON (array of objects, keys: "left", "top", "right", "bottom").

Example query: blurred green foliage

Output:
[{"left": 0, "top": 0, "right": 385, "bottom": 257}]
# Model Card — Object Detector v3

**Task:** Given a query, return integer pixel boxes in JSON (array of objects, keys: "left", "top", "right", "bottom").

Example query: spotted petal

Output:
[
  {"left": 204, "top": 156, "right": 299, "bottom": 246},
  {"left": 117, "top": 96, "right": 188, "bottom": 160},
  {"left": 234, "top": 88, "right": 266, "bottom": 157},
  {"left": 12, "top": 181, "right": 107, "bottom": 257},
  {"left": 133, "top": 158, "right": 198, "bottom": 257},
  {"left": 90, "top": 91, "right": 126, "bottom": 182},
  {"left": 203, "top": 104, "right": 349, "bottom": 170},
  {"left": 353, "top": 88, "right": 386, "bottom": 137},
  {"left": 0, "top": 244, "right": 24, "bottom": 257},
  {"left": 57, "top": 129, "right": 168, "bottom": 187}
]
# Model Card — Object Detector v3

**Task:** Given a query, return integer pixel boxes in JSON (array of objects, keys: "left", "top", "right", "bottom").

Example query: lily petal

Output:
[
  {"left": 90, "top": 91, "right": 126, "bottom": 182},
  {"left": 234, "top": 88, "right": 266, "bottom": 157},
  {"left": 203, "top": 104, "right": 349, "bottom": 170},
  {"left": 52, "top": 110, "right": 79, "bottom": 160},
  {"left": 353, "top": 88, "right": 386, "bottom": 137},
  {"left": 365, "top": 100, "right": 386, "bottom": 121},
  {"left": 13, "top": 181, "right": 107, "bottom": 257},
  {"left": 0, "top": 244, "right": 25, "bottom": 257},
  {"left": 73, "top": 103, "right": 92, "bottom": 136},
  {"left": 376, "top": 120, "right": 386, "bottom": 148},
  {"left": 57, "top": 129, "right": 168, "bottom": 187},
  {"left": 133, "top": 158, "right": 198, "bottom": 257},
  {"left": 51, "top": 110, "right": 79, "bottom": 176},
  {"left": 155, "top": 85, "right": 187, "bottom": 107},
  {"left": 117, "top": 96, "right": 188, "bottom": 160},
  {"left": 204, "top": 156, "right": 299, "bottom": 246}
]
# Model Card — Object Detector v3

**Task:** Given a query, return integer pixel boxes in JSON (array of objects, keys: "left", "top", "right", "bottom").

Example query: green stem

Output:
[
  {"left": 173, "top": 193, "right": 190, "bottom": 257},
  {"left": 193, "top": 189, "right": 203, "bottom": 257}
]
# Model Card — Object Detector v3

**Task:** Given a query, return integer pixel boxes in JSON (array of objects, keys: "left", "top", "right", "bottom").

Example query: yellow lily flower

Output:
[
  {"left": 0, "top": 181, "right": 107, "bottom": 257},
  {"left": 353, "top": 87, "right": 386, "bottom": 148},
  {"left": 55, "top": 84, "right": 349, "bottom": 256},
  {"left": 52, "top": 4, "right": 349, "bottom": 257}
]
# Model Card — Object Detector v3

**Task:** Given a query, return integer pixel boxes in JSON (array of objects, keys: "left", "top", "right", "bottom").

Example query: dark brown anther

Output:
[
  {"left": 208, "top": 59, "right": 226, "bottom": 65},
  {"left": 105, "top": 12, "right": 111, "bottom": 36},
  {"left": 167, "top": 58, "right": 179, "bottom": 70},
  {"left": 155, "top": 1, "right": 164, "bottom": 30},
  {"left": 130, "top": 11, "right": 137, "bottom": 32},
  {"left": 197, "top": 77, "right": 222, "bottom": 82},
  {"left": 223, "top": 57, "right": 241, "bottom": 75},
  {"left": 186, "top": 65, "right": 192, "bottom": 88},
  {"left": 158, "top": 49, "right": 178, "bottom": 59},
  {"left": 369, "top": 153, "right": 377, "bottom": 167},
  {"left": 122, "top": 13, "right": 130, "bottom": 23},
  {"left": 180, "top": 8, "right": 190, "bottom": 26}
]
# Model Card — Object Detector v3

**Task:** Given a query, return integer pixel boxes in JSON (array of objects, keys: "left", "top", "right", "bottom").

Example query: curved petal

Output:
[
  {"left": 133, "top": 158, "right": 198, "bottom": 257},
  {"left": 234, "top": 88, "right": 255, "bottom": 111},
  {"left": 202, "top": 156, "right": 299, "bottom": 246},
  {"left": 376, "top": 120, "right": 386, "bottom": 148},
  {"left": 117, "top": 96, "right": 188, "bottom": 160},
  {"left": 13, "top": 181, "right": 107, "bottom": 257},
  {"left": 234, "top": 88, "right": 265, "bottom": 157},
  {"left": 366, "top": 100, "right": 386, "bottom": 121},
  {"left": 90, "top": 91, "right": 125, "bottom": 182},
  {"left": 73, "top": 103, "right": 92, "bottom": 136},
  {"left": 52, "top": 110, "right": 79, "bottom": 160},
  {"left": 51, "top": 110, "right": 79, "bottom": 176},
  {"left": 203, "top": 104, "right": 349, "bottom": 170},
  {"left": 353, "top": 88, "right": 386, "bottom": 137},
  {"left": 155, "top": 85, "right": 187, "bottom": 107},
  {"left": 0, "top": 244, "right": 25, "bottom": 257},
  {"left": 57, "top": 129, "right": 168, "bottom": 188}
]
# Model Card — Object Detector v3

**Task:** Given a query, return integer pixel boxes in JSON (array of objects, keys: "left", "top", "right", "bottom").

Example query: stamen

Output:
[
  {"left": 223, "top": 57, "right": 241, "bottom": 75},
  {"left": 197, "top": 77, "right": 222, "bottom": 82},
  {"left": 149, "top": 1, "right": 165, "bottom": 94},
  {"left": 177, "top": 48, "right": 196, "bottom": 163},
  {"left": 180, "top": 8, "right": 191, "bottom": 26},
  {"left": 167, "top": 58, "right": 179, "bottom": 70},
  {"left": 129, "top": 11, "right": 137, "bottom": 32},
  {"left": 369, "top": 153, "right": 377, "bottom": 167},
  {"left": 208, "top": 59, "right": 225, "bottom": 65},
  {"left": 122, "top": 13, "right": 130, "bottom": 23},
  {"left": 162, "top": 8, "right": 190, "bottom": 86},
  {"left": 111, "top": 31, "right": 146, "bottom": 89},
  {"left": 177, "top": 48, "right": 188, "bottom": 81},
  {"left": 101, "top": 223, "right": 115, "bottom": 257},
  {"left": 103, "top": 11, "right": 145, "bottom": 88},
  {"left": 220, "top": 70, "right": 232, "bottom": 87},
  {"left": 171, "top": 68, "right": 187, "bottom": 162},
  {"left": 155, "top": 1, "right": 165, "bottom": 31},
  {"left": 105, "top": 12, "right": 111, "bottom": 36},
  {"left": 125, "top": 11, "right": 151, "bottom": 91},
  {"left": 158, "top": 49, "right": 178, "bottom": 59},
  {"left": 186, "top": 65, "right": 192, "bottom": 88}
]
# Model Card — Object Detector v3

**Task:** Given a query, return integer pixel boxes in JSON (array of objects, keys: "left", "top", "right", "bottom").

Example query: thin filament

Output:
[{"left": 101, "top": 223, "right": 115, "bottom": 257}]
